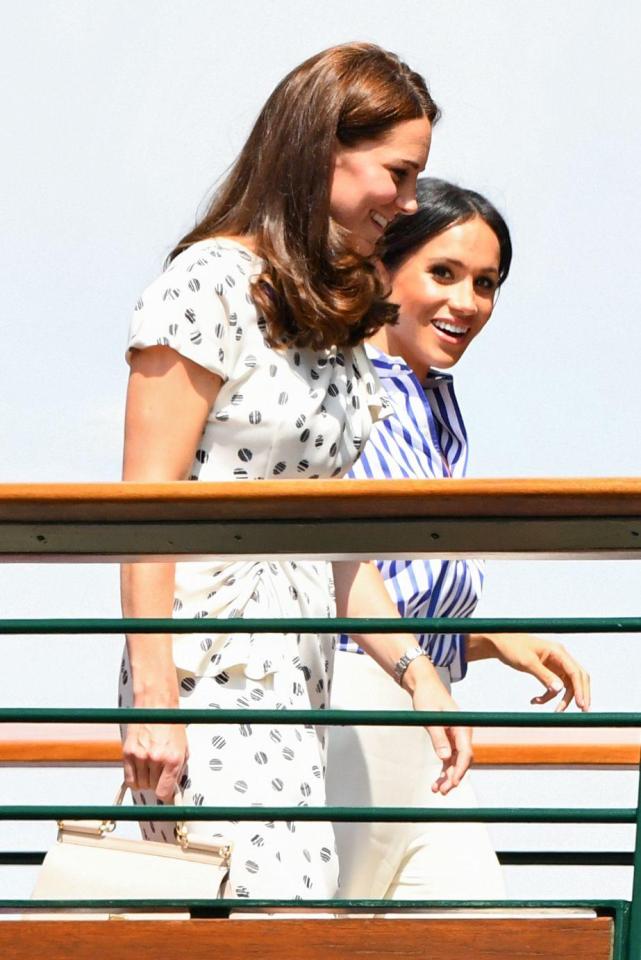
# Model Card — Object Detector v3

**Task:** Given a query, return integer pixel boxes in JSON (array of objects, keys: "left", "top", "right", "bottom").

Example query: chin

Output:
[
  {"left": 353, "top": 237, "right": 376, "bottom": 256},
  {"left": 430, "top": 351, "right": 461, "bottom": 371}
]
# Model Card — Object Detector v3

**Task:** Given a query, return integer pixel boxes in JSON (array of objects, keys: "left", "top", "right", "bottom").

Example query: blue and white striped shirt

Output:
[{"left": 338, "top": 344, "right": 484, "bottom": 682}]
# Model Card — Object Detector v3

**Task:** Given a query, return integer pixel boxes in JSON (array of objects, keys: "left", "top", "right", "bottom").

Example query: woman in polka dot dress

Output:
[{"left": 119, "top": 43, "right": 472, "bottom": 904}]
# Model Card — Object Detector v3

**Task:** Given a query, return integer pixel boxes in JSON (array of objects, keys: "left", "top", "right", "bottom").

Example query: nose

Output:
[
  {"left": 395, "top": 190, "right": 418, "bottom": 216},
  {"left": 449, "top": 279, "right": 477, "bottom": 316}
]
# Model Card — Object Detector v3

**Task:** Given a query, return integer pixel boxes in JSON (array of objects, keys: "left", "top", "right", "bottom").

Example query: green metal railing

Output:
[
  {"left": 2, "top": 477, "right": 641, "bottom": 960},
  {"left": 3, "top": 613, "right": 641, "bottom": 958}
]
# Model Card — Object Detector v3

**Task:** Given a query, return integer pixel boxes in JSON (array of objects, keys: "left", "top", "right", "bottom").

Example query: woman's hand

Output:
[
  {"left": 466, "top": 633, "right": 591, "bottom": 711},
  {"left": 123, "top": 721, "right": 189, "bottom": 804},
  {"left": 403, "top": 657, "right": 473, "bottom": 796}
]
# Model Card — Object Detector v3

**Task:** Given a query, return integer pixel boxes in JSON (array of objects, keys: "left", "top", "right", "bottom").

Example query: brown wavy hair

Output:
[{"left": 169, "top": 43, "right": 439, "bottom": 350}]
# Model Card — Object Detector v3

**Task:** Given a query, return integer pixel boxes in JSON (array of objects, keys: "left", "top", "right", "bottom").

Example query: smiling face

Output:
[
  {"left": 371, "top": 215, "right": 501, "bottom": 380},
  {"left": 329, "top": 116, "right": 431, "bottom": 255}
]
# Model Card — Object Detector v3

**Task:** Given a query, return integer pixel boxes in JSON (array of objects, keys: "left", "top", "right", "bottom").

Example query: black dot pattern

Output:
[
  {"left": 127, "top": 239, "right": 388, "bottom": 487},
  {"left": 123, "top": 238, "right": 390, "bottom": 898}
]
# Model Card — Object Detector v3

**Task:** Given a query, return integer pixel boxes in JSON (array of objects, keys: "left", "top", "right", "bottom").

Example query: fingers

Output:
[
  {"left": 554, "top": 654, "right": 590, "bottom": 711},
  {"left": 428, "top": 725, "right": 473, "bottom": 796},
  {"left": 122, "top": 735, "right": 152, "bottom": 791},
  {"left": 154, "top": 751, "right": 186, "bottom": 803},
  {"left": 122, "top": 724, "right": 187, "bottom": 802},
  {"left": 452, "top": 726, "right": 474, "bottom": 783},
  {"left": 426, "top": 724, "right": 453, "bottom": 764},
  {"left": 536, "top": 647, "right": 591, "bottom": 712},
  {"left": 512, "top": 636, "right": 591, "bottom": 712}
]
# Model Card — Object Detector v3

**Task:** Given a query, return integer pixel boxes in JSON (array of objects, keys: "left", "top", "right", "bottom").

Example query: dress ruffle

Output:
[{"left": 172, "top": 559, "right": 335, "bottom": 685}]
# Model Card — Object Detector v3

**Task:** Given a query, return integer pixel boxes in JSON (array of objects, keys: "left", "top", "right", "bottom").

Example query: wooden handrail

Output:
[
  {"left": 1, "top": 736, "right": 638, "bottom": 766},
  {"left": 1, "top": 478, "right": 640, "bottom": 559},
  {"left": 0, "top": 477, "right": 640, "bottom": 521},
  {"left": 0, "top": 917, "right": 615, "bottom": 960}
]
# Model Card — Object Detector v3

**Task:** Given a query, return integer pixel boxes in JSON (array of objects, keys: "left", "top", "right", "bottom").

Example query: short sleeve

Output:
[{"left": 127, "top": 246, "right": 236, "bottom": 381}]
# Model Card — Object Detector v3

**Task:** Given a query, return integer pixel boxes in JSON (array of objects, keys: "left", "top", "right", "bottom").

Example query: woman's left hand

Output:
[{"left": 467, "top": 633, "right": 591, "bottom": 712}]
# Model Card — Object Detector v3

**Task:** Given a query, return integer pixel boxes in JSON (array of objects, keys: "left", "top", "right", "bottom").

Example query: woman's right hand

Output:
[
  {"left": 122, "top": 721, "right": 189, "bottom": 804},
  {"left": 404, "top": 661, "right": 473, "bottom": 796}
]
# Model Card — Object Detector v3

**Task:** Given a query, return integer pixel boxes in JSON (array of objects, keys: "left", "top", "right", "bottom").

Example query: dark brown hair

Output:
[
  {"left": 169, "top": 43, "right": 438, "bottom": 349},
  {"left": 382, "top": 178, "right": 512, "bottom": 284}
]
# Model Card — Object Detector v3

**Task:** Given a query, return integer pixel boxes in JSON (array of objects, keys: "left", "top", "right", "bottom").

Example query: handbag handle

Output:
[
  {"left": 69, "top": 782, "right": 187, "bottom": 840},
  {"left": 113, "top": 783, "right": 222, "bottom": 856},
  {"left": 59, "top": 783, "right": 231, "bottom": 862},
  {"left": 110, "top": 782, "right": 189, "bottom": 845}
]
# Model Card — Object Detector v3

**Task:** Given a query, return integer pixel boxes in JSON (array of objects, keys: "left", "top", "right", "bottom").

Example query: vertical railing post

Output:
[{"left": 626, "top": 759, "right": 641, "bottom": 958}]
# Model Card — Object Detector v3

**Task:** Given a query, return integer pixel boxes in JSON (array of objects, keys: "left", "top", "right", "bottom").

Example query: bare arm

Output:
[
  {"left": 333, "top": 561, "right": 472, "bottom": 794},
  {"left": 121, "top": 345, "right": 222, "bottom": 801},
  {"left": 466, "top": 633, "right": 590, "bottom": 712}
]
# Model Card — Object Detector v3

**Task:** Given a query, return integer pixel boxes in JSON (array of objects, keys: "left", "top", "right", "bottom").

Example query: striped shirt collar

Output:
[{"left": 365, "top": 342, "right": 454, "bottom": 390}]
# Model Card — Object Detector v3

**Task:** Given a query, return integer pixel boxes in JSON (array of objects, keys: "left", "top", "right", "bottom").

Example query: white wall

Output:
[{"left": 1, "top": 0, "right": 640, "bottom": 904}]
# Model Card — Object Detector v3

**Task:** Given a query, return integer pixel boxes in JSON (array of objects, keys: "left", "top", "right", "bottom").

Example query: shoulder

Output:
[
  {"left": 159, "top": 238, "right": 262, "bottom": 289},
  {"left": 128, "top": 240, "right": 264, "bottom": 379}
]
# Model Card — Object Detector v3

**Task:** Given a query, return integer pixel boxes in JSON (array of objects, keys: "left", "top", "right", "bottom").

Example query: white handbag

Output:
[{"left": 28, "top": 783, "right": 232, "bottom": 920}]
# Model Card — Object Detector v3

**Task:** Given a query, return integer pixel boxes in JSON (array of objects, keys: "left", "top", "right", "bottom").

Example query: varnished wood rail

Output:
[
  {"left": 0, "top": 917, "right": 615, "bottom": 960},
  {"left": 0, "top": 477, "right": 639, "bottom": 559},
  {"left": 1, "top": 736, "right": 638, "bottom": 767}
]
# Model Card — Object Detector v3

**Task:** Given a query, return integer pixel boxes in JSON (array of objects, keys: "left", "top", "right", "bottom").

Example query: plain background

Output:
[{"left": 1, "top": 0, "right": 640, "bottom": 902}]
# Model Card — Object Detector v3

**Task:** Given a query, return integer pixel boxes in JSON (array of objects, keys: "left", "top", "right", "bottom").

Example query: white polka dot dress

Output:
[{"left": 119, "top": 238, "right": 391, "bottom": 901}]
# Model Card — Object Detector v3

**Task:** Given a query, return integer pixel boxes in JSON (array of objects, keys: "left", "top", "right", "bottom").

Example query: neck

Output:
[{"left": 368, "top": 327, "right": 391, "bottom": 355}]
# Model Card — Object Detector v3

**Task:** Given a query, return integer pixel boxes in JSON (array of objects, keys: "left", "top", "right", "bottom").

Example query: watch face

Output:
[{"left": 395, "top": 647, "right": 423, "bottom": 681}]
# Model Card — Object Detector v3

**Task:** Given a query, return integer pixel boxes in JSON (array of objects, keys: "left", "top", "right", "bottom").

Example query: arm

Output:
[
  {"left": 465, "top": 633, "right": 591, "bottom": 711},
  {"left": 121, "top": 345, "right": 222, "bottom": 802},
  {"left": 333, "top": 560, "right": 472, "bottom": 795}
]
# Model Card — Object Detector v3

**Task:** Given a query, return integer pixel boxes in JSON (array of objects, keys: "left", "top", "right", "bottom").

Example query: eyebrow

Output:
[{"left": 429, "top": 256, "right": 499, "bottom": 275}]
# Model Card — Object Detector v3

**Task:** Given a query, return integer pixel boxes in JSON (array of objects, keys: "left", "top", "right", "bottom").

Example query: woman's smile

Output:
[{"left": 371, "top": 215, "right": 501, "bottom": 380}]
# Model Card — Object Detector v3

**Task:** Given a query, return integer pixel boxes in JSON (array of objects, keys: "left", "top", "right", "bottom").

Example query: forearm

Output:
[
  {"left": 333, "top": 560, "right": 473, "bottom": 793},
  {"left": 464, "top": 632, "right": 496, "bottom": 662},
  {"left": 121, "top": 561, "right": 179, "bottom": 707},
  {"left": 465, "top": 632, "right": 536, "bottom": 663},
  {"left": 333, "top": 560, "right": 445, "bottom": 691}
]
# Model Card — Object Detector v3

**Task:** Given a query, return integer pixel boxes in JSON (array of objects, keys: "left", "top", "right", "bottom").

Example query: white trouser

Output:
[{"left": 326, "top": 651, "right": 506, "bottom": 901}]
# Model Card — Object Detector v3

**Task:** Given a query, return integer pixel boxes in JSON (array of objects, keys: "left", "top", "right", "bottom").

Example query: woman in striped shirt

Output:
[{"left": 326, "top": 178, "right": 590, "bottom": 902}]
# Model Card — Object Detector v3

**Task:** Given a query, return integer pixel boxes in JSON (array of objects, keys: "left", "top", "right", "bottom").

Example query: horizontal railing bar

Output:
[
  {"left": 1, "top": 616, "right": 641, "bottom": 634},
  {"left": 3, "top": 477, "right": 640, "bottom": 518},
  {"left": 0, "top": 805, "right": 636, "bottom": 823},
  {"left": 498, "top": 851, "right": 634, "bottom": 866},
  {"left": 2, "top": 897, "right": 627, "bottom": 911},
  {"left": 2, "top": 708, "right": 641, "bottom": 726},
  {"left": 3, "top": 480, "right": 640, "bottom": 559},
  {"left": 2, "top": 738, "right": 640, "bottom": 766},
  {"left": 0, "top": 850, "right": 633, "bottom": 867},
  {"left": 0, "top": 852, "right": 44, "bottom": 865}
]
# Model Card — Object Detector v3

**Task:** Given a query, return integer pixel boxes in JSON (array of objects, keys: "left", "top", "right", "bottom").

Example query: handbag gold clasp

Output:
[
  {"left": 175, "top": 822, "right": 189, "bottom": 849},
  {"left": 174, "top": 823, "right": 232, "bottom": 866}
]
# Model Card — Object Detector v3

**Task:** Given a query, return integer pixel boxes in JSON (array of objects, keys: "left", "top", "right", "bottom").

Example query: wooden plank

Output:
[
  {"left": 474, "top": 743, "right": 640, "bottom": 766},
  {"left": 0, "top": 740, "right": 121, "bottom": 763},
  {"left": 0, "top": 477, "right": 640, "bottom": 521},
  {"left": 1, "top": 474, "right": 637, "bottom": 598},
  {"left": 0, "top": 917, "right": 614, "bottom": 960},
  {"left": 1, "top": 517, "right": 639, "bottom": 561},
  {"left": 0, "top": 738, "right": 638, "bottom": 766},
  {"left": 1, "top": 479, "right": 640, "bottom": 560}
]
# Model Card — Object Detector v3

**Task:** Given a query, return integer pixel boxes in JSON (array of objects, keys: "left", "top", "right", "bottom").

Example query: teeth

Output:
[
  {"left": 371, "top": 212, "right": 389, "bottom": 229},
  {"left": 434, "top": 320, "right": 470, "bottom": 337}
]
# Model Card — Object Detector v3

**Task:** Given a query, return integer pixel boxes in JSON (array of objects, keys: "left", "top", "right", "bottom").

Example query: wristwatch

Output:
[{"left": 394, "top": 645, "right": 427, "bottom": 685}]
